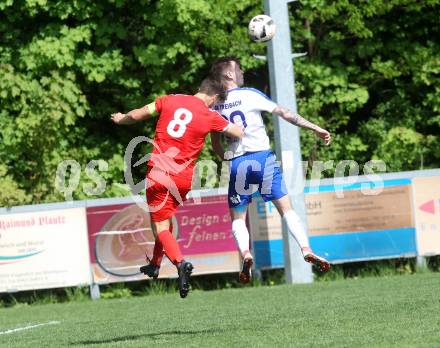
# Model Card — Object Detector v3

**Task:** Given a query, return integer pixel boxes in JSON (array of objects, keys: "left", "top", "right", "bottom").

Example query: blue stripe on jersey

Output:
[{"left": 227, "top": 87, "right": 273, "bottom": 102}]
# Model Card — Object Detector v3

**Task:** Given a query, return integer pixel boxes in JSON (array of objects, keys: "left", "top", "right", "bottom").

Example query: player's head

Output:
[
  {"left": 209, "top": 56, "right": 244, "bottom": 88},
  {"left": 198, "top": 77, "right": 227, "bottom": 106}
]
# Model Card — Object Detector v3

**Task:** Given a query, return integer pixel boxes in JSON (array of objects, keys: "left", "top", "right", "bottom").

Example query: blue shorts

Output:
[{"left": 228, "top": 150, "right": 288, "bottom": 209}]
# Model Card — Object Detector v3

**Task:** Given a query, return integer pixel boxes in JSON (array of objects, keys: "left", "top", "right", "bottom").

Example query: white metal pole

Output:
[{"left": 264, "top": 0, "right": 313, "bottom": 283}]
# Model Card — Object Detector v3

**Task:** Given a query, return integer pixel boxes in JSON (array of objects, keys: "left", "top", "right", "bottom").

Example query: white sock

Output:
[
  {"left": 232, "top": 219, "right": 250, "bottom": 256},
  {"left": 282, "top": 210, "right": 310, "bottom": 251}
]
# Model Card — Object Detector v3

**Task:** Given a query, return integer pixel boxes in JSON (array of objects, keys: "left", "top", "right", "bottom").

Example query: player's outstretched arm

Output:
[
  {"left": 272, "top": 106, "right": 331, "bottom": 145},
  {"left": 111, "top": 103, "right": 155, "bottom": 125}
]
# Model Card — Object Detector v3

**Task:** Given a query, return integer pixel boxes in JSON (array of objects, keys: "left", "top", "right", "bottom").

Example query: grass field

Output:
[{"left": 0, "top": 273, "right": 439, "bottom": 347}]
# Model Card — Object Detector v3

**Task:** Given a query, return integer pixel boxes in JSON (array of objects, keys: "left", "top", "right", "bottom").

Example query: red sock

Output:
[
  {"left": 150, "top": 223, "right": 173, "bottom": 266},
  {"left": 150, "top": 239, "right": 164, "bottom": 266},
  {"left": 157, "top": 229, "right": 183, "bottom": 265}
]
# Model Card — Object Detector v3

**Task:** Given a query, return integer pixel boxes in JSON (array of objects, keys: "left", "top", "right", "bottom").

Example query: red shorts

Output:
[{"left": 146, "top": 167, "right": 193, "bottom": 222}]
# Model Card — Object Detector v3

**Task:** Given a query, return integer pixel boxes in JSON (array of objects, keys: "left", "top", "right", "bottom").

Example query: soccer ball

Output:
[{"left": 248, "top": 14, "right": 276, "bottom": 43}]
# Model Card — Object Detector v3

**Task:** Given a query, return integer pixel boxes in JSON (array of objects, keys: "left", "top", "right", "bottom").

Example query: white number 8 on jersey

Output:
[{"left": 167, "top": 108, "right": 193, "bottom": 138}]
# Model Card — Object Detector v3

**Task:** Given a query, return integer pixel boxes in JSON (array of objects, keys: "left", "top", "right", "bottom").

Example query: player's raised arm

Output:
[
  {"left": 111, "top": 102, "right": 157, "bottom": 125},
  {"left": 272, "top": 106, "right": 332, "bottom": 145}
]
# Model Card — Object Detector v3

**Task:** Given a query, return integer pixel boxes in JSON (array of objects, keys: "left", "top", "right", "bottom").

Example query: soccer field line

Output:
[{"left": 0, "top": 321, "right": 61, "bottom": 336}]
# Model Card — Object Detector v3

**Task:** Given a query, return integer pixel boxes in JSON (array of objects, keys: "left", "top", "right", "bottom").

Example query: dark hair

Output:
[
  {"left": 199, "top": 77, "right": 227, "bottom": 104},
  {"left": 209, "top": 56, "right": 241, "bottom": 85}
]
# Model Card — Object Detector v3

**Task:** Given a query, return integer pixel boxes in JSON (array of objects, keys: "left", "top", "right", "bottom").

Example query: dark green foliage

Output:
[
  {"left": 1, "top": 0, "right": 439, "bottom": 205},
  {"left": 292, "top": 1, "right": 440, "bottom": 175}
]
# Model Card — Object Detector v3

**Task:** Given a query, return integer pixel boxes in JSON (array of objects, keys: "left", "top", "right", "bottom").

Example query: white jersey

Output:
[{"left": 214, "top": 88, "right": 277, "bottom": 158}]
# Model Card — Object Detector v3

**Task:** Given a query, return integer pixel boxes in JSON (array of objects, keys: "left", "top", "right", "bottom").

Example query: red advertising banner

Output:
[{"left": 87, "top": 195, "right": 240, "bottom": 284}]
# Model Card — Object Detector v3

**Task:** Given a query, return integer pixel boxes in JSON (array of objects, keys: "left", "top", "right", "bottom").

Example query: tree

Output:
[{"left": 1, "top": 0, "right": 439, "bottom": 206}]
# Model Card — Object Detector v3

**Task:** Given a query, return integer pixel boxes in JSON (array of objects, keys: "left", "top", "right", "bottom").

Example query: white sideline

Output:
[{"left": 0, "top": 321, "right": 61, "bottom": 335}]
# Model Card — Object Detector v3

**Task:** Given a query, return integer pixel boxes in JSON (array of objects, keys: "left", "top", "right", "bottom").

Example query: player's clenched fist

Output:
[{"left": 111, "top": 112, "right": 126, "bottom": 124}]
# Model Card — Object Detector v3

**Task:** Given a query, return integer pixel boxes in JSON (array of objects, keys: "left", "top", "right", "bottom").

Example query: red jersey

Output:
[{"left": 148, "top": 94, "right": 230, "bottom": 174}]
